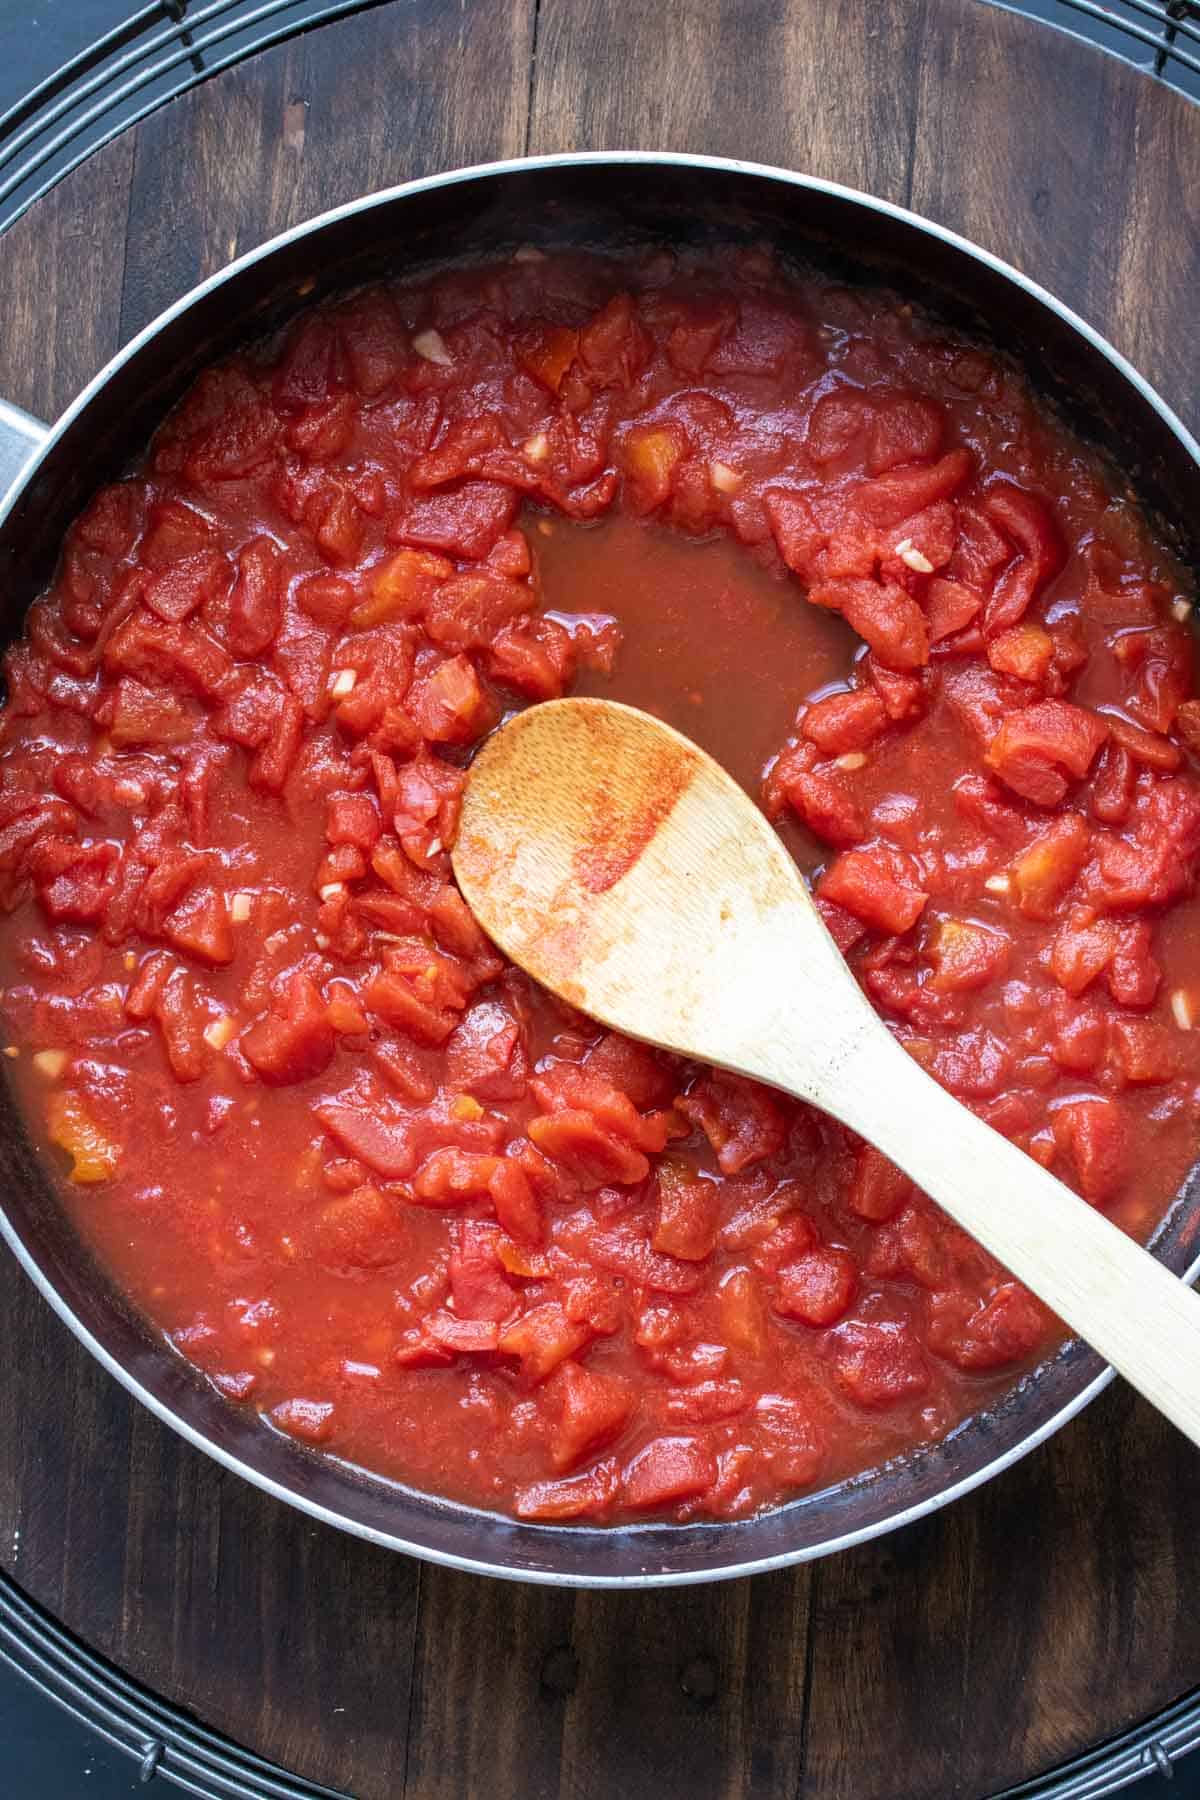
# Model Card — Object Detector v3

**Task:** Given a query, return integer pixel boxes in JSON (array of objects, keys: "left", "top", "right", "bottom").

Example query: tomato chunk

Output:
[
  {"left": 817, "top": 847, "right": 929, "bottom": 935},
  {"left": 809, "top": 576, "right": 929, "bottom": 671},
  {"left": 622, "top": 1435, "right": 716, "bottom": 1510},
  {"left": 243, "top": 973, "right": 335, "bottom": 1085},
  {"left": 550, "top": 1361, "right": 632, "bottom": 1470},
  {"left": 986, "top": 702, "right": 1108, "bottom": 806},
  {"left": 774, "top": 1247, "right": 857, "bottom": 1327}
]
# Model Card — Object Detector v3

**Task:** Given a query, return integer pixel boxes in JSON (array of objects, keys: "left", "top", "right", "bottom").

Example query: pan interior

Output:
[{"left": 1, "top": 158, "right": 1197, "bottom": 1583}]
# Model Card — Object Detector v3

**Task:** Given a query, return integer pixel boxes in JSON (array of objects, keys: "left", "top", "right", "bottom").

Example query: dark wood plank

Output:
[
  {"left": 0, "top": 129, "right": 140, "bottom": 1645},
  {"left": 119, "top": 0, "right": 536, "bottom": 339},
  {"left": 0, "top": 133, "right": 134, "bottom": 419},
  {"left": 530, "top": 0, "right": 924, "bottom": 201},
  {"left": 402, "top": 1567, "right": 811, "bottom": 1800},
  {"left": 1, "top": 4, "right": 1198, "bottom": 1798},
  {"left": 906, "top": 2, "right": 1200, "bottom": 438}
]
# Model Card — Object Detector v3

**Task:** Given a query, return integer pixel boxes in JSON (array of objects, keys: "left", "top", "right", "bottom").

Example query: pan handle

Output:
[{"left": 0, "top": 398, "right": 49, "bottom": 500}]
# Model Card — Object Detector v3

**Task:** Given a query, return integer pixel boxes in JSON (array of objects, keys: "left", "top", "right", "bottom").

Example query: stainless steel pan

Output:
[{"left": 1, "top": 153, "right": 1198, "bottom": 1587}]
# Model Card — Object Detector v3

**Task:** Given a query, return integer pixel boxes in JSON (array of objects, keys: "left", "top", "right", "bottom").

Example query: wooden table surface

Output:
[{"left": 0, "top": 3, "right": 1198, "bottom": 1796}]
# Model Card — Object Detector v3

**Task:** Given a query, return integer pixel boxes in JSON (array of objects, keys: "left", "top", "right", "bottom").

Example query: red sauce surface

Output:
[{"left": 1, "top": 248, "right": 1197, "bottom": 1525}]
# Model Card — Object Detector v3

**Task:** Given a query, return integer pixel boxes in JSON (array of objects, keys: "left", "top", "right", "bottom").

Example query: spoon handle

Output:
[{"left": 771, "top": 1021, "right": 1200, "bottom": 1448}]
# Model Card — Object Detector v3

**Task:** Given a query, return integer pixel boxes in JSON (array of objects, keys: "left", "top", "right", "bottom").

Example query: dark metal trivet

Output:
[
  {"left": 0, "top": 1, "right": 1198, "bottom": 1795},
  {"left": 0, "top": 1570, "right": 343, "bottom": 1798},
  {"left": 3, "top": 1562, "right": 1199, "bottom": 1799},
  {"left": 0, "top": 0, "right": 1195, "bottom": 233}
]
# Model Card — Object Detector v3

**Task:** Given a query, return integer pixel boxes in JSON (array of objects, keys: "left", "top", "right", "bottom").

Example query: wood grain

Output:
[
  {"left": 119, "top": 0, "right": 536, "bottom": 339},
  {"left": 532, "top": 0, "right": 1200, "bottom": 439},
  {"left": 0, "top": 133, "right": 133, "bottom": 421},
  {"left": 0, "top": 2, "right": 1197, "bottom": 1796}
]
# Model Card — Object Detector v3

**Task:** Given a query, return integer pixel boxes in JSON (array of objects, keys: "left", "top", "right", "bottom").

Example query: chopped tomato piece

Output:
[
  {"left": 817, "top": 847, "right": 928, "bottom": 935},
  {"left": 413, "top": 1147, "right": 501, "bottom": 1205},
  {"left": 499, "top": 1301, "right": 590, "bottom": 1383},
  {"left": 309, "top": 1185, "right": 408, "bottom": 1270},
  {"left": 809, "top": 576, "right": 929, "bottom": 671},
  {"left": 489, "top": 1158, "right": 542, "bottom": 1243},
  {"left": 1009, "top": 814, "right": 1090, "bottom": 920},
  {"left": 269, "top": 1399, "right": 334, "bottom": 1444},
  {"left": 425, "top": 1312, "right": 501, "bottom": 1355},
  {"left": 517, "top": 323, "right": 579, "bottom": 393},
  {"left": 774, "top": 1247, "right": 857, "bottom": 1326},
  {"left": 570, "top": 1216, "right": 703, "bottom": 1295},
  {"left": 652, "top": 1158, "right": 720, "bottom": 1261},
  {"left": 425, "top": 572, "right": 530, "bottom": 651},
  {"left": 352, "top": 547, "right": 453, "bottom": 627},
  {"left": 623, "top": 424, "right": 686, "bottom": 513},
  {"left": 47, "top": 1089, "right": 120, "bottom": 1184},
  {"left": 676, "top": 1072, "right": 787, "bottom": 1174},
  {"left": 550, "top": 1361, "right": 632, "bottom": 1470},
  {"left": 986, "top": 701, "right": 1108, "bottom": 806},
  {"left": 867, "top": 392, "right": 944, "bottom": 474},
  {"left": 718, "top": 1266, "right": 768, "bottom": 1358},
  {"left": 845, "top": 1145, "right": 913, "bottom": 1222},
  {"left": 514, "top": 1460, "right": 619, "bottom": 1522},
  {"left": 1053, "top": 1098, "right": 1127, "bottom": 1204},
  {"left": 926, "top": 576, "right": 982, "bottom": 644},
  {"left": 244, "top": 973, "right": 335, "bottom": 1085},
  {"left": 831, "top": 1320, "right": 930, "bottom": 1408},
  {"left": 925, "top": 917, "right": 1010, "bottom": 992},
  {"left": 1109, "top": 1017, "right": 1177, "bottom": 1085},
  {"left": 981, "top": 482, "right": 1066, "bottom": 635},
  {"left": 927, "top": 1284, "right": 1048, "bottom": 1371},
  {"left": 801, "top": 688, "right": 888, "bottom": 754},
  {"left": 529, "top": 1108, "right": 651, "bottom": 1187},
  {"left": 622, "top": 1435, "right": 716, "bottom": 1510},
  {"left": 987, "top": 621, "right": 1053, "bottom": 685}
]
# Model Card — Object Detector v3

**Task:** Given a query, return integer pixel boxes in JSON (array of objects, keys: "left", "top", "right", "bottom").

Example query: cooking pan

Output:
[{"left": 1, "top": 153, "right": 1198, "bottom": 1588}]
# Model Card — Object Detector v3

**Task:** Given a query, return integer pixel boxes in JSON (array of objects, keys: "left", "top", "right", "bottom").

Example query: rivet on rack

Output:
[{"left": 138, "top": 1738, "right": 164, "bottom": 1783}]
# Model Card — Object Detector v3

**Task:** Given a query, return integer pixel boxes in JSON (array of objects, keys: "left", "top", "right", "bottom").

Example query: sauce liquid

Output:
[
  {"left": 540, "top": 512, "right": 856, "bottom": 797},
  {"left": 1, "top": 250, "right": 1197, "bottom": 1525}
]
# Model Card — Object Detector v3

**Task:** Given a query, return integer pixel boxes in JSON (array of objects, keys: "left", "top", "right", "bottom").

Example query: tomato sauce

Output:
[{"left": 0, "top": 247, "right": 1197, "bottom": 1525}]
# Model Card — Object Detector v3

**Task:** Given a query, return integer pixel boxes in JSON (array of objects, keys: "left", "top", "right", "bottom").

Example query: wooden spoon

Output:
[{"left": 453, "top": 696, "right": 1200, "bottom": 1447}]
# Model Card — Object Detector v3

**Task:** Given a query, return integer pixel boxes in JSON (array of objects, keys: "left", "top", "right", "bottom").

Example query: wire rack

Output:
[
  {"left": 0, "top": 1, "right": 1198, "bottom": 1796},
  {"left": 0, "top": 0, "right": 1196, "bottom": 235},
  {"left": 4, "top": 1557, "right": 1200, "bottom": 1800}
]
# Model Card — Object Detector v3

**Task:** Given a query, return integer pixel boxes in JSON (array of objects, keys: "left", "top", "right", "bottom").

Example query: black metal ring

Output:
[
  {"left": 3, "top": 1559, "right": 1200, "bottom": 1797},
  {"left": 0, "top": 2, "right": 1197, "bottom": 1794},
  {"left": 0, "top": 1570, "right": 344, "bottom": 1798}
]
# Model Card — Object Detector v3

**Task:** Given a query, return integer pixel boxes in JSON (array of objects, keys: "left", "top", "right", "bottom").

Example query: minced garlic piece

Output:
[
  {"left": 412, "top": 328, "right": 452, "bottom": 366},
  {"left": 896, "top": 538, "right": 934, "bottom": 574},
  {"left": 203, "top": 1016, "right": 236, "bottom": 1051}
]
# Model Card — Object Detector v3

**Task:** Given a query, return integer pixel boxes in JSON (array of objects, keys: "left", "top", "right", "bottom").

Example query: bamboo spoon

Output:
[{"left": 452, "top": 696, "right": 1200, "bottom": 1449}]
